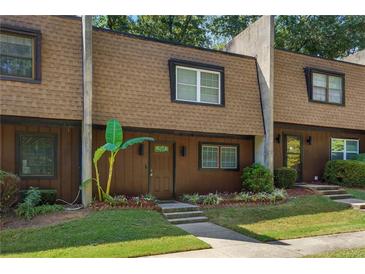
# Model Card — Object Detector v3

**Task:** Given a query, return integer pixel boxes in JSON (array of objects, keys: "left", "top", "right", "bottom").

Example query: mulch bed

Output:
[
  {"left": 90, "top": 201, "right": 160, "bottom": 211},
  {"left": 287, "top": 187, "right": 315, "bottom": 197},
  {"left": 0, "top": 208, "right": 92, "bottom": 230}
]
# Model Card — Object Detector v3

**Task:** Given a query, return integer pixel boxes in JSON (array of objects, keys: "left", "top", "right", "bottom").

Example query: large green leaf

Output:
[
  {"left": 103, "top": 143, "right": 118, "bottom": 152},
  {"left": 105, "top": 119, "right": 123, "bottom": 147},
  {"left": 93, "top": 146, "right": 106, "bottom": 163},
  {"left": 121, "top": 137, "right": 154, "bottom": 150}
]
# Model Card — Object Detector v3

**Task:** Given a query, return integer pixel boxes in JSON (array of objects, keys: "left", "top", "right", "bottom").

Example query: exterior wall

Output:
[
  {"left": 274, "top": 123, "right": 365, "bottom": 182},
  {"left": 225, "top": 16, "right": 274, "bottom": 170},
  {"left": 343, "top": 49, "right": 365, "bottom": 65},
  {"left": 0, "top": 119, "right": 81, "bottom": 202},
  {"left": 93, "top": 129, "right": 254, "bottom": 196},
  {"left": 0, "top": 16, "right": 83, "bottom": 120},
  {"left": 92, "top": 30, "right": 264, "bottom": 136},
  {"left": 274, "top": 49, "right": 365, "bottom": 131}
]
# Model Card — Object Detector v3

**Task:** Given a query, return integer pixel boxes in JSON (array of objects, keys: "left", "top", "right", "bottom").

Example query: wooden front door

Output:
[
  {"left": 149, "top": 142, "right": 174, "bottom": 199},
  {"left": 284, "top": 135, "right": 303, "bottom": 181}
]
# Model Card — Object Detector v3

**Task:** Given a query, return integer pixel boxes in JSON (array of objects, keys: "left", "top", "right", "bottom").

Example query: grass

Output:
[
  {"left": 0, "top": 209, "right": 209, "bottom": 258},
  {"left": 346, "top": 188, "right": 365, "bottom": 200},
  {"left": 306, "top": 247, "right": 365, "bottom": 258},
  {"left": 204, "top": 195, "right": 365, "bottom": 242}
]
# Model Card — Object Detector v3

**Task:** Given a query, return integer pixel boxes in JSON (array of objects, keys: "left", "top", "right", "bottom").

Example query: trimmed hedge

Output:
[
  {"left": 241, "top": 163, "right": 274, "bottom": 193},
  {"left": 274, "top": 167, "right": 297, "bottom": 189},
  {"left": 355, "top": 153, "right": 365, "bottom": 162},
  {"left": 324, "top": 160, "right": 365, "bottom": 187},
  {"left": 20, "top": 188, "right": 57, "bottom": 204}
]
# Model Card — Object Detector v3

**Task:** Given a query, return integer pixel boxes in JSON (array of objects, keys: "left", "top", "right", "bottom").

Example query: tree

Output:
[
  {"left": 94, "top": 15, "right": 211, "bottom": 47},
  {"left": 93, "top": 15, "right": 365, "bottom": 59}
]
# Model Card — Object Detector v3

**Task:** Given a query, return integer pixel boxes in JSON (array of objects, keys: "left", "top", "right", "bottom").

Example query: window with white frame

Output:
[
  {"left": 331, "top": 138, "right": 359, "bottom": 160},
  {"left": 176, "top": 66, "right": 221, "bottom": 104},
  {"left": 201, "top": 144, "right": 238, "bottom": 170}
]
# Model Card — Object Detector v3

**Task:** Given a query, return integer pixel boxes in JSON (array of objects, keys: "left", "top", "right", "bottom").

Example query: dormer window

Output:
[
  {"left": 169, "top": 59, "right": 224, "bottom": 106},
  {"left": 305, "top": 68, "right": 344, "bottom": 105},
  {"left": 0, "top": 26, "right": 41, "bottom": 82}
]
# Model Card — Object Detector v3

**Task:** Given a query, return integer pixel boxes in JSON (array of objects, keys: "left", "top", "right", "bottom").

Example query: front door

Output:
[
  {"left": 284, "top": 135, "right": 302, "bottom": 181},
  {"left": 149, "top": 142, "right": 174, "bottom": 199}
]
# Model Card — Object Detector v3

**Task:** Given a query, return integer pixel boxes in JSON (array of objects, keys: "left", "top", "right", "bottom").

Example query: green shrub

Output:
[
  {"left": 181, "top": 193, "right": 202, "bottom": 204},
  {"left": 0, "top": 170, "right": 20, "bottom": 212},
  {"left": 324, "top": 160, "right": 365, "bottom": 187},
  {"left": 274, "top": 167, "right": 297, "bottom": 189},
  {"left": 241, "top": 163, "right": 274, "bottom": 193},
  {"left": 20, "top": 188, "right": 57, "bottom": 204},
  {"left": 16, "top": 187, "right": 41, "bottom": 220},
  {"left": 16, "top": 204, "right": 63, "bottom": 220},
  {"left": 355, "top": 153, "right": 365, "bottom": 162},
  {"left": 202, "top": 193, "right": 222, "bottom": 205}
]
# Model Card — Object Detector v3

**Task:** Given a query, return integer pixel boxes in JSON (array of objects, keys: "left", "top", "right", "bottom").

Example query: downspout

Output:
[{"left": 81, "top": 15, "right": 93, "bottom": 206}]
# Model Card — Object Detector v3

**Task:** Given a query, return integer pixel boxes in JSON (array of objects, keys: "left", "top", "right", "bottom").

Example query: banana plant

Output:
[{"left": 93, "top": 119, "right": 154, "bottom": 201}]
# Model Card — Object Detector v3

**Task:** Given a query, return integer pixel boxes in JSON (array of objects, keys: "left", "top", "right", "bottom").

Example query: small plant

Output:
[
  {"left": 234, "top": 192, "right": 250, "bottom": 202},
  {"left": 241, "top": 163, "right": 274, "bottom": 193},
  {"left": 113, "top": 195, "right": 128, "bottom": 206},
  {"left": 33, "top": 204, "right": 64, "bottom": 215},
  {"left": 271, "top": 189, "right": 287, "bottom": 202},
  {"left": 141, "top": 193, "right": 156, "bottom": 202},
  {"left": 181, "top": 193, "right": 201, "bottom": 204},
  {"left": 202, "top": 193, "right": 222, "bottom": 205},
  {"left": 274, "top": 167, "right": 297, "bottom": 189},
  {"left": 0, "top": 170, "right": 20, "bottom": 212},
  {"left": 92, "top": 119, "right": 154, "bottom": 201}
]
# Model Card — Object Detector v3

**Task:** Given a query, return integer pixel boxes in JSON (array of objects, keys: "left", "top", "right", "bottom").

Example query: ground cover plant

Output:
[
  {"left": 91, "top": 194, "right": 158, "bottom": 210},
  {"left": 204, "top": 195, "right": 365, "bottom": 242},
  {"left": 0, "top": 209, "right": 209, "bottom": 258},
  {"left": 180, "top": 189, "right": 287, "bottom": 207}
]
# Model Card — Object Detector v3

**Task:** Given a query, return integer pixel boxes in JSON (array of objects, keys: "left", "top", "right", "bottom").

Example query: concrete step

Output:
[
  {"left": 168, "top": 216, "right": 208, "bottom": 224},
  {"left": 335, "top": 198, "right": 365, "bottom": 209},
  {"left": 325, "top": 194, "right": 353, "bottom": 200},
  {"left": 318, "top": 189, "right": 347, "bottom": 195},
  {"left": 164, "top": 210, "right": 204, "bottom": 219},
  {"left": 159, "top": 202, "right": 200, "bottom": 213},
  {"left": 308, "top": 185, "right": 341, "bottom": 191}
]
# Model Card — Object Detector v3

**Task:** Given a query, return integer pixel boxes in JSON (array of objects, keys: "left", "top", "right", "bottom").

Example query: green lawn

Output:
[
  {"left": 346, "top": 188, "right": 365, "bottom": 200},
  {"left": 307, "top": 247, "right": 365, "bottom": 258},
  {"left": 204, "top": 195, "right": 365, "bottom": 242},
  {"left": 0, "top": 209, "right": 209, "bottom": 258}
]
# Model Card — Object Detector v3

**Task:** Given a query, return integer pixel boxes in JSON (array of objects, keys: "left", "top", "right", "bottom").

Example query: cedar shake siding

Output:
[
  {"left": 93, "top": 129, "right": 254, "bottom": 197},
  {"left": 92, "top": 29, "right": 264, "bottom": 136},
  {"left": 274, "top": 123, "right": 365, "bottom": 182},
  {"left": 0, "top": 16, "right": 83, "bottom": 121},
  {"left": 274, "top": 49, "right": 365, "bottom": 131}
]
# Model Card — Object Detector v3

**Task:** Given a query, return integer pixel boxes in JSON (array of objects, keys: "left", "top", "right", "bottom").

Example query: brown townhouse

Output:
[{"left": 0, "top": 15, "right": 364, "bottom": 203}]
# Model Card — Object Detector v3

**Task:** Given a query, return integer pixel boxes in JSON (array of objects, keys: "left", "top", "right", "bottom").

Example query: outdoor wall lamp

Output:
[
  {"left": 138, "top": 144, "right": 144, "bottom": 155},
  {"left": 306, "top": 136, "right": 312, "bottom": 145},
  {"left": 275, "top": 134, "right": 281, "bottom": 144},
  {"left": 180, "top": 146, "right": 187, "bottom": 157}
]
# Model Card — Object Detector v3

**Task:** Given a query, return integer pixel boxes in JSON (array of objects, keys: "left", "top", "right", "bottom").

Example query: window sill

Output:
[
  {"left": 172, "top": 99, "right": 224, "bottom": 107},
  {"left": 308, "top": 99, "right": 345, "bottom": 107},
  {"left": 0, "top": 75, "right": 41, "bottom": 84}
]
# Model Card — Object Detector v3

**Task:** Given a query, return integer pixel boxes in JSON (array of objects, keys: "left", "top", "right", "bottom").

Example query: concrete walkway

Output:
[{"left": 149, "top": 222, "right": 365, "bottom": 258}]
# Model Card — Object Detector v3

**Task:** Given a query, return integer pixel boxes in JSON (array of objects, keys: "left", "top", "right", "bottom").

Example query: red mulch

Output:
[
  {"left": 0, "top": 208, "right": 91, "bottom": 230},
  {"left": 287, "top": 187, "right": 315, "bottom": 197},
  {"left": 90, "top": 201, "right": 159, "bottom": 211}
]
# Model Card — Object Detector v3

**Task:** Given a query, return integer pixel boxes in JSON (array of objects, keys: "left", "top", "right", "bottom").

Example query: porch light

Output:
[
  {"left": 275, "top": 134, "right": 281, "bottom": 144},
  {"left": 138, "top": 144, "right": 144, "bottom": 155},
  {"left": 180, "top": 146, "right": 187, "bottom": 156},
  {"left": 306, "top": 136, "right": 312, "bottom": 145}
]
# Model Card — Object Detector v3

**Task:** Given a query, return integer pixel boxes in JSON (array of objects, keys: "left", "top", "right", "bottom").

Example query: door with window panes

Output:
[{"left": 284, "top": 135, "right": 302, "bottom": 182}]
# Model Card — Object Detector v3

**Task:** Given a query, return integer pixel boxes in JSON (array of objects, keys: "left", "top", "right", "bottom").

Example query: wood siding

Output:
[
  {"left": 274, "top": 124, "right": 365, "bottom": 182},
  {"left": 93, "top": 129, "right": 254, "bottom": 197},
  {"left": 0, "top": 122, "right": 81, "bottom": 202}
]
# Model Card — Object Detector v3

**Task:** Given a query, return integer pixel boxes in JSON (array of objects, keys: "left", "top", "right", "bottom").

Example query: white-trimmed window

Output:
[
  {"left": 221, "top": 146, "right": 238, "bottom": 169},
  {"left": 331, "top": 138, "right": 359, "bottom": 160},
  {"left": 201, "top": 144, "right": 238, "bottom": 170},
  {"left": 176, "top": 66, "right": 221, "bottom": 105},
  {"left": 201, "top": 145, "right": 219, "bottom": 168}
]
